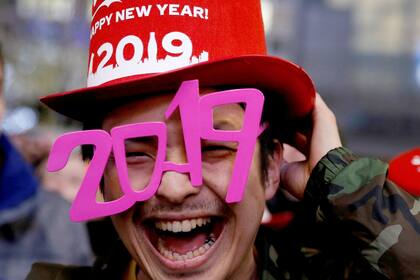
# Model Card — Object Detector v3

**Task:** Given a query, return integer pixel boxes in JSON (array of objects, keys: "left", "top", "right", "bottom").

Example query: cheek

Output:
[
  {"left": 203, "top": 147, "right": 266, "bottom": 214},
  {"left": 248, "top": 154, "right": 265, "bottom": 198},
  {"left": 202, "top": 157, "right": 235, "bottom": 198},
  {"left": 103, "top": 163, "right": 125, "bottom": 200},
  {"left": 111, "top": 212, "right": 138, "bottom": 259},
  {"left": 238, "top": 150, "right": 266, "bottom": 220}
]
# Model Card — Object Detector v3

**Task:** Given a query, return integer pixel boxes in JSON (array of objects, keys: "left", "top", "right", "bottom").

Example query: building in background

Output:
[{"left": 0, "top": 0, "right": 419, "bottom": 158}]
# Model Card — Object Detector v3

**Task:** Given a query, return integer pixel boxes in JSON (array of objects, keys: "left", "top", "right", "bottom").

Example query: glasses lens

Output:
[
  {"left": 201, "top": 103, "right": 245, "bottom": 187},
  {"left": 124, "top": 136, "right": 158, "bottom": 191}
]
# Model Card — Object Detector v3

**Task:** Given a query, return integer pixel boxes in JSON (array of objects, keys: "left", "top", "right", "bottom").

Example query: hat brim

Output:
[{"left": 41, "top": 55, "right": 315, "bottom": 122}]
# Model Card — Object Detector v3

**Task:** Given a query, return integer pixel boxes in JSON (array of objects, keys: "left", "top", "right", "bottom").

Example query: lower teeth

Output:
[
  {"left": 205, "top": 233, "right": 216, "bottom": 244},
  {"left": 158, "top": 237, "right": 216, "bottom": 261}
]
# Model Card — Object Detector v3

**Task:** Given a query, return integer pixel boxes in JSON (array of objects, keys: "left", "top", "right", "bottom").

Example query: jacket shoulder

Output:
[{"left": 26, "top": 263, "right": 94, "bottom": 280}]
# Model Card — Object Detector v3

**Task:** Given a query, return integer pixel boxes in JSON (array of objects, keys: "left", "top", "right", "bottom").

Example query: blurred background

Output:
[{"left": 0, "top": 0, "right": 419, "bottom": 159}]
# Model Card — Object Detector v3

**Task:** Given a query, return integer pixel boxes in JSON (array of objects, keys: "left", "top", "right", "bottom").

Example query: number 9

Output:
[{"left": 162, "top": 31, "right": 193, "bottom": 60}]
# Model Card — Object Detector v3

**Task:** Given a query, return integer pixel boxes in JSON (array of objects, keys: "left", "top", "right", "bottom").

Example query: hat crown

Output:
[{"left": 87, "top": 0, "right": 267, "bottom": 87}]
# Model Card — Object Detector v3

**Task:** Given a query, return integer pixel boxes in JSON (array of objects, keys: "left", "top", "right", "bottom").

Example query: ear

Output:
[{"left": 264, "top": 140, "right": 283, "bottom": 201}]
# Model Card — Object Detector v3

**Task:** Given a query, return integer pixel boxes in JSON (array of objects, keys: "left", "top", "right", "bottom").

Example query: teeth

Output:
[
  {"left": 205, "top": 233, "right": 216, "bottom": 244},
  {"left": 198, "top": 246, "right": 205, "bottom": 254},
  {"left": 186, "top": 251, "right": 193, "bottom": 259},
  {"left": 157, "top": 237, "right": 216, "bottom": 261},
  {"left": 155, "top": 218, "right": 212, "bottom": 233},
  {"left": 172, "top": 221, "right": 182, "bottom": 233},
  {"left": 173, "top": 252, "right": 181, "bottom": 261},
  {"left": 182, "top": 220, "right": 191, "bottom": 232}
]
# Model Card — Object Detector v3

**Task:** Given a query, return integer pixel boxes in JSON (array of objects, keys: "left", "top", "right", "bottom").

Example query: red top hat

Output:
[
  {"left": 41, "top": 0, "right": 315, "bottom": 122},
  {"left": 388, "top": 148, "right": 420, "bottom": 196}
]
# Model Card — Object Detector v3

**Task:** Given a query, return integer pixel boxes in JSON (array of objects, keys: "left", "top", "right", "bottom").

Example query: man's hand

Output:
[{"left": 280, "top": 93, "right": 342, "bottom": 200}]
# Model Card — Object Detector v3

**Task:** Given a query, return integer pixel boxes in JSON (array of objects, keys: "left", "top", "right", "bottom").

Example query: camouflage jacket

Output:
[
  {"left": 27, "top": 147, "right": 420, "bottom": 280},
  {"left": 258, "top": 147, "right": 420, "bottom": 280}
]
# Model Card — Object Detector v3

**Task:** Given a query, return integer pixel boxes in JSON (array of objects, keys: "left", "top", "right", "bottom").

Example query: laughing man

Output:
[{"left": 27, "top": 0, "right": 419, "bottom": 279}]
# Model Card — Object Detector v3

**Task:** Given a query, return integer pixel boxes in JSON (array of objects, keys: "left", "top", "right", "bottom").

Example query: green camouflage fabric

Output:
[
  {"left": 257, "top": 147, "right": 419, "bottom": 280},
  {"left": 27, "top": 147, "right": 420, "bottom": 279}
]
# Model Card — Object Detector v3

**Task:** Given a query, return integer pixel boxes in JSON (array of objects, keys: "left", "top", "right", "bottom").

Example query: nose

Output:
[{"left": 156, "top": 170, "right": 200, "bottom": 204}]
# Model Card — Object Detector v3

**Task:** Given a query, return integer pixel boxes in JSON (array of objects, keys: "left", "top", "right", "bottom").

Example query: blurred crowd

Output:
[
  {"left": 0, "top": 43, "right": 93, "bottom": 280},
  {"left": 10, "top": 130, "right": 85, "bottom": 202}
]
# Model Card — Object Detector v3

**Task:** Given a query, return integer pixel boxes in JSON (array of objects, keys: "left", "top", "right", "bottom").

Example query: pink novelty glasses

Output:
[{"left": 47, "top": 80, "right": 265, "bottom": 221}]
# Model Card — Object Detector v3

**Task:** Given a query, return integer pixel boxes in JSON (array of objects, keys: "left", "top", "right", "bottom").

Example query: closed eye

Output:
[
  {"left": 202, "top": 145, "right": 236, "bottom": 152},
  {"left": 125, "top": 151, "right": 155, "bottom": 164},
  {"left": 202, "top": 144, "right": 237, "bottom": 161}
]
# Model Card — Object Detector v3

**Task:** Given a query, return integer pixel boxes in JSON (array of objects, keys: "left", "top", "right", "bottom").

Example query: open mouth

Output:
[{"left": 143, "top": 216, "right": 225, "bottom": 263}]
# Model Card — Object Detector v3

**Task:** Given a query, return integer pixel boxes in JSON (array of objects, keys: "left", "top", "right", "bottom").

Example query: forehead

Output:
[{"left": 102, "top": 90, "right": 245, "bottom": 131}]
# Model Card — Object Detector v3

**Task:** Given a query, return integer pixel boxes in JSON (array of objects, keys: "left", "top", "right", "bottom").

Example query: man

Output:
[{"left": 28, "top": 0, "right": 419, "bottom": 279}]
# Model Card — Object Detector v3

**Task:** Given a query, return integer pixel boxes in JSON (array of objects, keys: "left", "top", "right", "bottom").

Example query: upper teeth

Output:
[{"left": 155, "top": 218, "right": 211, "bottom": 233}]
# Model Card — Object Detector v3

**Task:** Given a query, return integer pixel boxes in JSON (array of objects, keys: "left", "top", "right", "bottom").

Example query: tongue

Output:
[{"left": 162, "top": 232, "right": 207, "bottom": 255}]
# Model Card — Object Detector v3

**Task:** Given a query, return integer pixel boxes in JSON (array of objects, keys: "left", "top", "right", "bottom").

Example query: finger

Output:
[
  {"left": 308, "top": 93, "right": 342, "bottom": 169},
  {"left": 280, "top": 161, "right": 309, "bottom": 200}
]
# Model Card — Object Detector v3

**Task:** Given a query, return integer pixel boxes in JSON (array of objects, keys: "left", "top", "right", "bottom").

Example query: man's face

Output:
[{"left": 102, "top": 92, "right": 280, "bottom": 279}]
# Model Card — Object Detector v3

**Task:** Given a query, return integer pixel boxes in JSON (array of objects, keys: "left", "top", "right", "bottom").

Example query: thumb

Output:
[{"left": 280, "top": 160, "right": 310, "bottom": 200}]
